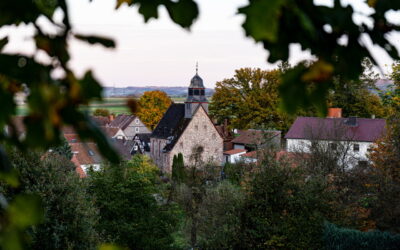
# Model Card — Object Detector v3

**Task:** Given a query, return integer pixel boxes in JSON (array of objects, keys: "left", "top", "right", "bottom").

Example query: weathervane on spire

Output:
[{"left": 196, "top": 61, "right": 198, "bottom": 75}]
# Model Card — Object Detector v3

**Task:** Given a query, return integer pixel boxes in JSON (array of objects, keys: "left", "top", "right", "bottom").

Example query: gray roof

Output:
[
  {"left": 285, "top": 117, "right": 386, "bottom": 142},
  {"left": 189, "top": 74, "right": 205, "bottom": 88}
]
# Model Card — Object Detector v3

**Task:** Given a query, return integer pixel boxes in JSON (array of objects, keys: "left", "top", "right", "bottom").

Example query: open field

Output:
[{"left": 16, "top": 97, "right": 189, "bottom": 116}]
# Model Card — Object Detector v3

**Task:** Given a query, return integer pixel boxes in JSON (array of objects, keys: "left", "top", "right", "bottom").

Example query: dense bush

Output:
[{"left": 324, "top": 222, "right": 400, "bottom": 250}]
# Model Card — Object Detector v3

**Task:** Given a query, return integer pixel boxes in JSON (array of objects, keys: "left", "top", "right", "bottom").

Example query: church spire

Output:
[{"left": 196, "top": 61, "right": 198, "bottom": 75}]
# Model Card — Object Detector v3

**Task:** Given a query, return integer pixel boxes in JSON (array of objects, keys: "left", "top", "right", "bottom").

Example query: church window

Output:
[
  {"left": 203, "top": 125, "right": 207, "bottom": 131},
  {"left": 180, "top": 142, "right": 183, "bottom": 148},
  {"left": 189, "top": 89, "right": 193, "bottom": 96},
  {"left": 135, "top": 127, "right": 139, "bottom": 132},
  {"left": 212, "top": 133, "right": 216, "bottom": 139},
  {"left": 201, "top": 89, "right": 205, "bottom": 95},
  {"left": 195, "top": 125, "right": 199, "bottom": 130},
  {"left": 194, "top": 89, "right": 200, "bottom": 95}
]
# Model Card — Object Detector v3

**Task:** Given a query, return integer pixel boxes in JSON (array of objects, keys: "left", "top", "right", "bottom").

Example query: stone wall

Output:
[{"left": 168, "top": 107, "right": 223, "bottom": 172}]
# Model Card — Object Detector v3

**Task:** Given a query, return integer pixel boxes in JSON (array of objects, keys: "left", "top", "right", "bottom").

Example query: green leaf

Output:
[
  {"left": 239, "top": 0, "right": 286, "bottom": 42},
  {"left": 166, "top": 0, "right": 199, "bottom": 28},
  {"left": 8, "top": 194, "right": 44, "bottom": 228},
  {"left": 74, "top": 34, "right": 116, "bottom": 48}
]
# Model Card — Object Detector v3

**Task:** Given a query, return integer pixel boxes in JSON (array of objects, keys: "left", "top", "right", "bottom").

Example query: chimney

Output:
[
  {"left": 108, "top": 114, "right": 115, "bottom": 122},
  {"left": 327, "top": 108, "right": 342, "bottom": 118}
]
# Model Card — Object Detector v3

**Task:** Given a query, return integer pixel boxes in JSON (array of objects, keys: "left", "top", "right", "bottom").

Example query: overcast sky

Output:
[{"left": 1, "top": 0, "right": 399, "bottom": 88}]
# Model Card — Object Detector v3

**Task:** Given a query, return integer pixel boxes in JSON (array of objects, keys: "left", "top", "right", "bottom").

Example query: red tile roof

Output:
[
  {"left": 70, "top": 142, "right": 102, "bottom": 165},
  {"left": 223, "top": 149, "right": 247, "bottom": 155},
  {"left": 108, "top": 114, "right": 136, "bottom": 130}
]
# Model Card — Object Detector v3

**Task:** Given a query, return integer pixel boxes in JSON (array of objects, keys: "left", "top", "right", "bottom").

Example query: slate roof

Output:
[
  {"left": 189, "top": 73, "right": 205, "bottom": 88},
  {"left": 285, "top": 117, "right": 386, "bottom": 142},
  {"left": 108, "top": 114, "right": 135, "bottom": 130},
  {"left": 91, "top": 116, "right": 110, "bottom": 126},
  {"left": 232, "top": 130, "right": 281, "bottom": 145}
]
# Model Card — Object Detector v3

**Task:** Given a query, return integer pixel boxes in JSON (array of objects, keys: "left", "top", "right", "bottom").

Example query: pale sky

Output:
[{"left": 0, "top": 0, "right": 399, "bottom": 88}]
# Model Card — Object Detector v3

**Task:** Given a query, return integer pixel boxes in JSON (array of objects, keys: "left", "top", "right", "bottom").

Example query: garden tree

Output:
[
  {"left": 238, "top": 159, "right": 334, "bottom": 249},
  {"left": 368, "top": 119, "right": 400, "bottom": 233},
  {"left": 87, "top": 154, "right": 179, "bottom": 249},
  {"left": 171, "top": 153, "right": 186, "bottom": 184},
  {"left": 328, "top": 59, "right": 388, "bottom": 118},
  {"left": 136, "top": 90, "right": 172, "bottom": 129},
  {"left": 2, "top": 149, "right": 100, "bottom": 249},
  {"left": 209, "top": 68, "right": 294, "bottom": 131},
  {"left": 92, "top": 108, "right": 110, "bottom": 117}
]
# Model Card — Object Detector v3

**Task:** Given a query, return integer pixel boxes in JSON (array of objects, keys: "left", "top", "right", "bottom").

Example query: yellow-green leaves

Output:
[{"left": 239, "top": 0, "right": 286, "bottom": 43}]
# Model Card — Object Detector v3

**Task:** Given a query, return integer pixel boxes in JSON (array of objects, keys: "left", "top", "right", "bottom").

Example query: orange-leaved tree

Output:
[{"left": 136, "top": 91, "right": 172, "bottom": 130}]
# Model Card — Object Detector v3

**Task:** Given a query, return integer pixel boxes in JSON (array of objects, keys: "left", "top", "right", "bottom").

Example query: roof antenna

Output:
[{"left": 196, "top": 61, "right": 198, "bottom": 75}]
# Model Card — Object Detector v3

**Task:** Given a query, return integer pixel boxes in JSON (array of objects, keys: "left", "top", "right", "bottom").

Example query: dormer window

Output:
[{"left": 88, "top": 150, "right": 94, "bottom": 156}]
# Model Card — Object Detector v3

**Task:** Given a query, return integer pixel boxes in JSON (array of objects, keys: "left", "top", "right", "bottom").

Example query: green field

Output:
[{"left": 16, "top": 97, "right": 187, "bottom": 116}]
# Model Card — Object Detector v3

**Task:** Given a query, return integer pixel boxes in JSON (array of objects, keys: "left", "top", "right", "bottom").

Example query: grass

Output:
[{"left": 15, "top": 96, "right": 187, "bottom": 116}]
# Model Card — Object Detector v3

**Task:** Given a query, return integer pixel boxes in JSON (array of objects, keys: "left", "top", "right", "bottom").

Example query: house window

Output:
[
  {"left": 195, "top": 125, "right": 198, "bottom": 130},
  {"left": 353, "top": 144, "right": 360, "bottom": 152},
  {"left": 358, "top": 161, "right": 368, "bottom": 167},
  {"left": 329, "top": 143, "right": 337, "bottom": 151},
  {"left": 135, "top": 127, "right": 139, "bottom": 133},
  {"left": 311, "top": 141, "right": 318, "bottom": 149},
  {"left": 135, "top": 119, "right": 139, "bottom": 124}
]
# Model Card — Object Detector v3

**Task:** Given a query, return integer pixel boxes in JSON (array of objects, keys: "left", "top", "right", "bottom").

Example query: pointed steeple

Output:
[{"left": 184, "top": 62, "right": 209, "bottom": 118}]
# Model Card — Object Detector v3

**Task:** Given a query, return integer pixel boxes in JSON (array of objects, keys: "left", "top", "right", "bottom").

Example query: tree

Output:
[
  {"left": 328, "top": 59, "right": 388, "bottom": 118},
  {"left": 93, "top": 108, "right": 110, "bottom": 117},
  {"left": 209, "top": 68, "right": 294, "bottom": 131},
  {"left": 50, "top": 137, "right": 73, "bottom": 160},
  {"left": 87, "top": 155, "right": 179, "bottom": 249},
  {"left": 368, "top": 119, "right": 400, "bottom": 233},
  {"left": 172, "top": 153, "right": 186, "bottom": 184},
  {"left": 2, "top": 149, "right": 100, "bottom": 249},
  {"left": 136, "top": 90, "right": 172, "bottom": 130},
  {"left": 238, "top": 160, "right": 333, "bottom": 249}
]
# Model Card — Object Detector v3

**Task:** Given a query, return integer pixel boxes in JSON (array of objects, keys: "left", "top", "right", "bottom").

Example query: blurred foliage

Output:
[
  {"left": 172, "top": 153, "right": 186, "bottom": 184},
  {"left": 381, "top": 62, "right": 400, "bottom": 113},
  {"left": 328, "top": 59, "right": 389, "bottom": 118},
  {"left": 136, "top": 90, "right": 172, "bottom": 130},
  {"left": 239, "top": 0, "right": 400, "bottom": 115}
]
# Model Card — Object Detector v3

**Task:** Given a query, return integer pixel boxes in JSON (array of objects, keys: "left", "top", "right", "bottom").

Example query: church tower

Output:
[{"left": 185, "top": 63, "right": 208, "bottom": 119}]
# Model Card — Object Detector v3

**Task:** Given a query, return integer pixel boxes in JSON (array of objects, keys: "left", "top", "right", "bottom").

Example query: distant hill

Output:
[{"left": 103, "top": 86, "right": 214, "bottom": 97}]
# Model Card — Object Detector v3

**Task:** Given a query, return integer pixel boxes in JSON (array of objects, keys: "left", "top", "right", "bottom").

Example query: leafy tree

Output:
[
  {"left": 93, "top": 108, "right": 110, "bottom": 117},
  {"left": 2, "top": 149, "right": 100, "bottom": 249},
  {"left": 381, "top": 62, "right": 400, "bottom": 113},
  {"left": 368, "top": 119, "right": 400, "bottom": 233},
  {"left": 209, "top": 68, "right": 294, "bottom": 131},
  {"left": 196, "top": 181, "right": 244, "bottom": 249},
  {"left": 328, "top": 59, "right": 388, "bottom": 118},
  {"left": 136, "top": 90, "right": 172, "bottom": 130},
  {"left": 239, "top": 160, "right": 332, "bottom": 249},
  {"left": 87, "top": 155, "right": 179, "bottom": 249}
]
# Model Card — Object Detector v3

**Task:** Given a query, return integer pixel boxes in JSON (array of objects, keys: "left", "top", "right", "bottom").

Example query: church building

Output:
[{"left": 150, "top": 67, "right": 224, "bottom": 172}]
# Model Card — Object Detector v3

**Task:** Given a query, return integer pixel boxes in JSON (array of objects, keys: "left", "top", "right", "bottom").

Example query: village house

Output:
[
  {"left": 131, "top": 133, "right": 151, "bottom": 155},
  {"left": 150, "top": 69, "right": 224, "bottom": 172},
  {"left": 107, "top": 114, "right": 150, "bottom": 140},
  {"left": 231, "top": 129, "right": 281, "bottom": 151},
  {"left": 285, "top": 108, "right": 386, "bottom": 167}
]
